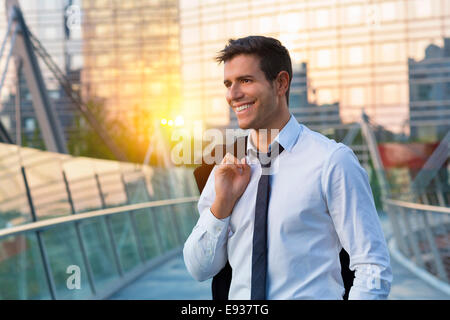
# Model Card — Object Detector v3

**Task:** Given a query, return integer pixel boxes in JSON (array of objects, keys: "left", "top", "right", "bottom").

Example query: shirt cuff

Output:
[{"left": 197, "top": 207, "right": 230, "bottom": 238}]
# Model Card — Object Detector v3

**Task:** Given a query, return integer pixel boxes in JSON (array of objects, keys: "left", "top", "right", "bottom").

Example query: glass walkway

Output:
[
  {"left": 0, "top": 143, "right": 199, "bottom": 299},
  {"left": 109, "top": 215, "right": 450, "bottom": 300}
]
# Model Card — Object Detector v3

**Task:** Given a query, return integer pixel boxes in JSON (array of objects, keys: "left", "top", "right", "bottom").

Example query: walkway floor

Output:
[
  {"left": 109, "top": 254, "right": 212, "bottom": 300},
  {"left": 109, "top": 214, "right": 449, "bottom": 300}
]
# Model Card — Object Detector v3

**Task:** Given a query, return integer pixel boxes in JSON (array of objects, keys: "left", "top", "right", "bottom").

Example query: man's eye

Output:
[{"left": 242, "top": 79, "right": 251, "bottom": 83}]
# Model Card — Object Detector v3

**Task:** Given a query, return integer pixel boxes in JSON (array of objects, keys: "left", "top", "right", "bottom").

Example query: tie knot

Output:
[{"left": 255, "top": 143, "right": 284, "bottom": 168}]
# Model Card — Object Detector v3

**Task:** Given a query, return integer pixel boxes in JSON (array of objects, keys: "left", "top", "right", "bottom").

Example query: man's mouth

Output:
[{"left": 235, "top": 102, "right": 254, "bottom": 113}]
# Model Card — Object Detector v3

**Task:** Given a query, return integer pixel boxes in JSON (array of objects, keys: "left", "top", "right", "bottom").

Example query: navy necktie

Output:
[{"left": 251, "top": 143, "right": 284, "bottom": 300}]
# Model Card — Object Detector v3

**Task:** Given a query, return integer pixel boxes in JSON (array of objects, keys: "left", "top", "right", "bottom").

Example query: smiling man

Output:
[{"left": 183, "top": 36, "right": 392, "bottom": 300}]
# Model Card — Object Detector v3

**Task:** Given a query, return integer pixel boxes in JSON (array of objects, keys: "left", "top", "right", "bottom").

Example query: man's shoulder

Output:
[{"left": 297, "top": 124, "right": 350, "bottom": 156}]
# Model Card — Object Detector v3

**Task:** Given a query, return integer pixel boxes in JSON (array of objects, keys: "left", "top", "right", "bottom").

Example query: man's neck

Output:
[{"left": 250, "top": 112, "right": 291, "bottom": 153}]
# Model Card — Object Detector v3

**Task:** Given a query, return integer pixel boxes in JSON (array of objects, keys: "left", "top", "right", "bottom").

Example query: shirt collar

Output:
[{"left": 246, "top": 114, "right": 302, "bottom": 156}]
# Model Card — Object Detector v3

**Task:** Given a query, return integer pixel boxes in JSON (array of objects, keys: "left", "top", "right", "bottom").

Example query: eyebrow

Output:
[{"left": 223, "top": 75, "right": 255, "bottom": 85}]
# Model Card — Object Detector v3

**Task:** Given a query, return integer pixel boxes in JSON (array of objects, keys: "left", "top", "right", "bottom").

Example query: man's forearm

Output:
[
  {"left": 183, "top": 208, "right": 230, "bottom": 281},
  {"left": 210, "top": 196, "right": 236, "bottom": 219}
]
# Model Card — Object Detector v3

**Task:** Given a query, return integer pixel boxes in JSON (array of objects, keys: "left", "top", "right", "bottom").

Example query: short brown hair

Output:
[{"left": 215, "top": 36, "right": 293, "bottom": 105}]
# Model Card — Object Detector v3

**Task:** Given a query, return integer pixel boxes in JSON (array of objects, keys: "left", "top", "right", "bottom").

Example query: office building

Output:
[
  {"left": 408, "top": 38, "right": 450, "bottom": 141},
  {"left": 179, "top": 0, "right": 450, "bottom": 135},
  {"left": 0, "top": 0, "right": 181, "bottom": 151},
  {"left": 81, "top": 0, "right": 181, "bottom": 128}
]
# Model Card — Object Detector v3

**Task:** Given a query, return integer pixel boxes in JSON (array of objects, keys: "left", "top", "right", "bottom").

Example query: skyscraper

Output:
[
  {"left": 0, "top": 0, "right": 182, "bottom": 157},
  {"left": 408, "top": 38, "right": 450, "bottom": 141},
  {"left": 80, "top": 0, "right": 181, "bottom": 133}
]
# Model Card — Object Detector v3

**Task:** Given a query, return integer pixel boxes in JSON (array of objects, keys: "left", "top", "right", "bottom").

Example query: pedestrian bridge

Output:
[
  {"left": 0, "top": 0, "right": 448, "bottom": 301},
  {"left": 0, "top": 133, "right": 449, "bottom": 300}
]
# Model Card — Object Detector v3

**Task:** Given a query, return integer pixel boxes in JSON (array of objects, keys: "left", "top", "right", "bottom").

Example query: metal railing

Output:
[
  {"left": 383, "top": 198, "right": 450, "bottom": 283},
  {"left": 0, "top": 141, "right": 201, "bottom": 299},
  {"left": 0, "top": 196, "right": 200, "bottom": 240},
  {"left": 0, "top": 193, "right": 200, "bottom": 300}
]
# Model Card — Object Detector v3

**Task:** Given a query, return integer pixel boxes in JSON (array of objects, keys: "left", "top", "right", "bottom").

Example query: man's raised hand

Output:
[{"left": 210, "top": 153, "right": 251, "bottom": 219}]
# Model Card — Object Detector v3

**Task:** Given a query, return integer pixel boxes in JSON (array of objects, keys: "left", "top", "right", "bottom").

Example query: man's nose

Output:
[{"left": 227, "top": 83, "right": 244, "bottom": 103}]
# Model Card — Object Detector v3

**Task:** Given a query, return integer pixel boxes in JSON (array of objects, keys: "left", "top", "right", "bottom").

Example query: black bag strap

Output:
[{"left": 193, "top": 135, "right": 248, "bottom": 194}]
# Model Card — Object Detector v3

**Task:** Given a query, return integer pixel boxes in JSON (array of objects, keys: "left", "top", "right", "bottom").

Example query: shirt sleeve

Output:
[
  {"left": 183, "top": 165, "right": 230, "bottom": 282},
  {"left": 322, "top": 145, "right": 393, "bottom": 299}
]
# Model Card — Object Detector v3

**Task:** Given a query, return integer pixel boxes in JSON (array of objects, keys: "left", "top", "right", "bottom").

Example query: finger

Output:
[
  {"left": 221, "top": 153, "right": 232, "bottom": 165},
  {"left": 237, "top": 157, "right": 245, "bottom": 172},
  {"left": 223, "top": 153, "right": 240, "bottom": 165},
  {"left": 241, "top": 157, "right": 251, "bottom": 174}
]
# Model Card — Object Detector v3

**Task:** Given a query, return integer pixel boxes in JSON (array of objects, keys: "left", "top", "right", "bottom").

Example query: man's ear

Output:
[{"left": 276, "top": 71, "right": 290, "bottom": 97}]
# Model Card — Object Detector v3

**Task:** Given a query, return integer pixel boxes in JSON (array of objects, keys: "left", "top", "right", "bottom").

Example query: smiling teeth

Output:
[{"left": 236, "top": 104, "right": 252, "bottom": 112}]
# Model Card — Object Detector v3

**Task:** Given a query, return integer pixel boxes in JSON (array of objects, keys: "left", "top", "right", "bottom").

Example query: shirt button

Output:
[{"left": 215, "top": 226, "right": 222, "bottom": 233}]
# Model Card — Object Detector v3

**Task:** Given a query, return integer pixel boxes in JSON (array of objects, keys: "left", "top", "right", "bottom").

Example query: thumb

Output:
[{"left": 241, "top": 157, "right": 250, "bottom": 172}]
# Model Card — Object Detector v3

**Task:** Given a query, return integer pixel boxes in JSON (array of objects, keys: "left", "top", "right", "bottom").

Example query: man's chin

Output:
[{"left": 237, "top": 119, "right": 251, "bottom": 130}]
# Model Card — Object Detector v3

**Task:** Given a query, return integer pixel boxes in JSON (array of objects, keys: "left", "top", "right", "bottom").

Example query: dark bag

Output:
[{"left": 193, "top": 136, "right": 354, "bottom": 300}]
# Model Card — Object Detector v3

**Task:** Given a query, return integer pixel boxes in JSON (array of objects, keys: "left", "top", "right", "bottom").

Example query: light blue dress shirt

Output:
[{"left": 183, "top": 115, "right": 392, "bottom": 300}]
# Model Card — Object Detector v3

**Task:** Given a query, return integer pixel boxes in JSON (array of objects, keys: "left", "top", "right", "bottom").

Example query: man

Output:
[{"left": 183, "top": 36, "right": 392, "bottom": 299}]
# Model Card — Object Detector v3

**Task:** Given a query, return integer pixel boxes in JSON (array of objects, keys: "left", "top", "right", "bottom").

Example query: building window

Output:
[
  {"left": 24, "top": 118, "right": 36, "bottom": 132},
  {"left": 417, "top": 84, "right": 432, "bottom": 101},
  {"left": 315, "top": 49, "right": 332, "bottom": 68},
  {"left": 381, "top": 84, "right": 399, "bottom": 104},
  {"left": 49, "top": 90, "right": 60, "bottom": 100},
  {"left": 347, "top": 46, "right": 364, "bottom": 66},
  {"left": 71, "top": 54, "right": 83, "bottom": 70},
  {"left": 258, "top": 16, "right": 276, "bottom": 34},
  {"left": 96, "top": 55, "right": 110, "bottom": 67},
  {"left": 317, "top": 88, "right": 335, "bottom": 105},
  {"left": 313, "top": 9, "right": 331, "bottom": 29},
  {"left": 376, "top": 42, "right": 404, "bottom": 63},
  {"left": 409, "top": 0, "right": 433, "bottom": 18},
  {"left": 342, "top": 5, "right": 364, "bottom": 25},
  {"left": 347, "top": 86, "right": 366, "bottom": 106},
  {"left": 380, "top": 2, "right": 398, "bottom": 21},
  {"left": 278, "top": 12, "right": 304, "bottom": 32},
  {"left": 181, "top": 26, "right": 200, "bottom": 45}
]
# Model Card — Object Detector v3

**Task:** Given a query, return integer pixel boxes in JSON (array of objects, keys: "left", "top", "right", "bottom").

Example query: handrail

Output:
[
  {"left": 383, "top": 198, "right": 450, "bottom": 214},
  {"left": 382, "top": 196, "right": 450, "bottom": 285},
  {"left": 0, "top": 196, "right": 200, "bottom": 239}
]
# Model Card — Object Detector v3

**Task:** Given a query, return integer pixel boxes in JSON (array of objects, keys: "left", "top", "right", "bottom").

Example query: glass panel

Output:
[
  {"left": 0, "top": 233, "right": 51, "bottom": 299},
  {"left": 62, "top": 158, "right": 103, "bottom": 213},
  {"left": 92, "top": 158, "right": 127, "bottom": 208},
  {"left": 134, "top": 209, "right": 161, "bottom": 260},
  {"left": 20, "top": 150, "right": 71, "bottom": 220},
  {"left": 122, "top": 169, "right": 149, "bottom": 204},
  {"left": 0, "top": 145, "right": 32, "bottom": 228},
  {"left": 152, "top": 206, "right": 179, "bottom": 252},
  {"left": 79, "top": 218, "right": 119, "bottom": 292},
  {"left": 176, "top": 202, "right": 198, "bottom": 240},
  {"left": 151, "top": 168, "right": 171, "bottom": 200},
  {"left": 109, "top": 214, "right": 140, "bottom": 273},
  {"left": 42, "top": 225, "right": 92, "bottom": 299}
]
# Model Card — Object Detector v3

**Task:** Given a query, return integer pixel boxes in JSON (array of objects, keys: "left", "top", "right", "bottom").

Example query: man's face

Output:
[{"left": 223, "top": 54, "right": 280, "bottom": 130}]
